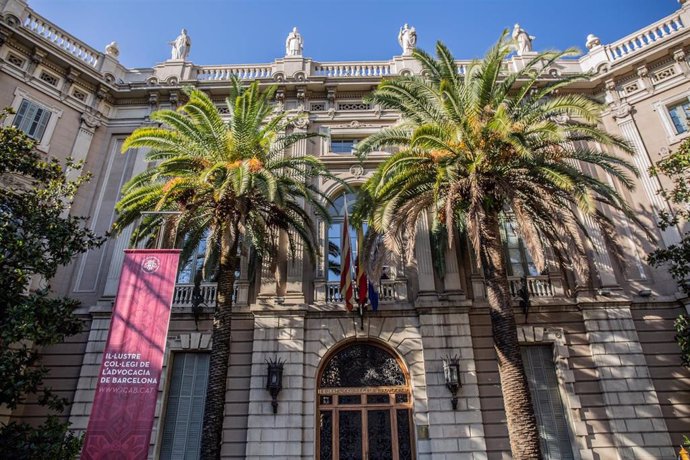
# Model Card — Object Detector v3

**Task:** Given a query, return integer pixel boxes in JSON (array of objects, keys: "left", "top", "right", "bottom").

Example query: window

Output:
[
  {"left": 160, "top": 353, "right": 209, "bottom": 460},
  {"left": 331, "top": 139, "right": 358, "bottom": 154},
  {"left": 317, "top": 342, "right": 414, "bottom": 460},
  {"left": 668, "top": 99, "right": 690, "bottom": 134},
  {"left": 521, "top": 345, "right": 575, "bottom": 460},
  {"left": 177, "top": 232, "right": 215, "bottom": 284},
  {"left": 13, "top": 99, "right": 51, "bottom": 142},
  {"left": 499, "top": 217, "right": 538, "bottom": 277}
]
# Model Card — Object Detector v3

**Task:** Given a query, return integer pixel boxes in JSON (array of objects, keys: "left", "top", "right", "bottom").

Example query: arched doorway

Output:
[{"left": 316, "top": 341, "right": 414, "bottom": 460}]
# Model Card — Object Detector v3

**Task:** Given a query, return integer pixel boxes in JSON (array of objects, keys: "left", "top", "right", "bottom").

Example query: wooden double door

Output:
[{"left": 318, "top": 391, "right": 414, "bottom": 460}]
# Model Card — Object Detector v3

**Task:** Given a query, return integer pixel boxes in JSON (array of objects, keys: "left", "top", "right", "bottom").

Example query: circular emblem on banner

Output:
[{"left": 141, "top": 256, "right": 160, "bottom": 273}]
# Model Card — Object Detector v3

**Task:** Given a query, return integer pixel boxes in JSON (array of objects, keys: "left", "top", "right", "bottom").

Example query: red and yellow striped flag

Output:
[{"left": 339, "top": 203, "right": 354, "bottom": 311}]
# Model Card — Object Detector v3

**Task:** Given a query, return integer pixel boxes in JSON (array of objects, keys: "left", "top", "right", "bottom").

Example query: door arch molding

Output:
[{"left": 315, "top": 339, "right": 415, "bottom": 460}]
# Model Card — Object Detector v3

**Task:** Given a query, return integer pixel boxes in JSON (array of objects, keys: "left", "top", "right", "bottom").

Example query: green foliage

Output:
[
  {"left": 0, "top": 108, "right": 105, "bottom": 457},
  {"left": 114, "top": 82, "right": 336, "bottom": 457},
  {"left": 675, "top": 314, "right": 690, "bottom": 368},
  {"left": 648, "top": 138, "right": 690, "bottom": 295},
  {"left": 115, "top": 83, "right": 335, "bottom": 270},
  {"left": 355, "top": 36, "right": 639, "bottom": 285}
]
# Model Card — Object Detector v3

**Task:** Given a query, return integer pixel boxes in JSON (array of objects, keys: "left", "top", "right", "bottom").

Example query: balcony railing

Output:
[
  {"left": 605, "top": 10, "right": 685, "bottom": 61},
  {"left": 23, "top": 12, "right": 101, "bottom": 68},
  {"left": 172, "top": 282, "right": 239, "bottom": 308},
  {"left": 196, "top": 65, "right": 273, "bottom": 81},
  {"left": 507, "top": 275, "right": 557, "bottom": 298},
  {"left": 320, "top": 279, "right": 406, "bottom": 303}
]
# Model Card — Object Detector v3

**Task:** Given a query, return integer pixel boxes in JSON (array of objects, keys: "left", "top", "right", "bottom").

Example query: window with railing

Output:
[{"left": 499, "top": 217, "right": 539, "bottom": 277}]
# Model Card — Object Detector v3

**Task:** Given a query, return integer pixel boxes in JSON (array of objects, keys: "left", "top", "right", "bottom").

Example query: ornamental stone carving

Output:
[
  {"left": 349, "top": 164, "right": 364, "bottom": 178},
  {"left": 105, "top": 41, "right": 119, "bottom": 58},
  {"left": 512, "top": 23, "right": 534, "bottom": 55},
  {"left": 585, "top": 34, "right": 601, "bottom": 50},
  {"left": 285, "top": 27, "right": 303, "bottom": 56},
  {"left": 398, "top": 23, "right": 417, "bottom": 56},
  {"left": 169, "top": 29, "right": 191, "bottom": 61}
]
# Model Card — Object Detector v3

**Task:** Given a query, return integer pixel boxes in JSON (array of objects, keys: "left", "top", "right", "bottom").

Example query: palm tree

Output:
[
  {"left": 355, "top": 34, "right": 642, "bottom": 459},
  {"left": 114, "top": 81, "right": 332, "bottom": 459}
]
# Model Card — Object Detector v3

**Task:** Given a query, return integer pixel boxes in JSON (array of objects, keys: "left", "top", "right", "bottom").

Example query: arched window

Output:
[{"left": 317, "top": 342, "right": 414, "bottom": 460}]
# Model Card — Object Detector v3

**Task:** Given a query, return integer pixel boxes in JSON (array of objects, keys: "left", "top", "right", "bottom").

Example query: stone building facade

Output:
[{"left": 1, "top": 0, "right": 690, "bottom": 458}]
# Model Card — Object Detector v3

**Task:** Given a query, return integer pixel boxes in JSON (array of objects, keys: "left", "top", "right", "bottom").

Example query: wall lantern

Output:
[
  {"left": 443, "top": 355, "right": 462, "bottom": 410},
  {"left": 266, "top": 356, "right": 285, "bottom": 414}
]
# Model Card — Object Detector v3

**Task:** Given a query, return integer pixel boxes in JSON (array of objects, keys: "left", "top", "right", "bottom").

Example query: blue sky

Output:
[{"left": 30, "top": 0, "right": 678, "bottom": 68}]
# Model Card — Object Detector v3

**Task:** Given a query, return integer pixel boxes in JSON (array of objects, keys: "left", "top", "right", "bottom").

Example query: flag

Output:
[
  {"left": 368, "top": 281, "right": 379, "bottom": 312},
  {"left": 82, "top": 249, "right": 180, "bottom": 460},
  {"left": 339, "top": 202, "right": 354, "bottom": 311},
  {"left": 356, "top": 227, "right": 368, "bottom": 306}
]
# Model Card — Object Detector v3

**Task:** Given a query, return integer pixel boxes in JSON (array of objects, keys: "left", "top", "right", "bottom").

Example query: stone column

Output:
[
  {"left": 442, "top": 243, "right": 465, "bottom": 300},
  {"left": 257, "top": 253, "right": 279, "bottom": 302},
  {"left": 583, "top": 306, "right": 675, "bottom": 459},
  {"left": 103, "top": 148, "right": 148, "bottom": 296},
  {"left": 285, "top": 125, "right": 308, "bottom": 304},
  {"left": 414, "top": 210, "right": 437, "bottom": 301},
  {"left": 613, "top": 106, "right": 682, "bottom": 247},
  {"left": 576, "top": 208, "right": 619, "bottom": 288}
]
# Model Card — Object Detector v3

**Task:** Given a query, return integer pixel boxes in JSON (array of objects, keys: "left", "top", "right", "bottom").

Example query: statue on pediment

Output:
[
  {"left": 285, "top": 27, "right": 303, "bottom": 56},
  {"left": 512, "top": 23, "right": 534, "bottom": 55},
  {"left": 170, "top": 29, "right": 191, "bottom": 61},
  {"left": 398, "top": 23, "right": 417, "bottom": 56}
]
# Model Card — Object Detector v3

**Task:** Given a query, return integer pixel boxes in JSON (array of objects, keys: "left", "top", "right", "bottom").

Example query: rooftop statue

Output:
[
  {"left": 398, "top": 23, "right": 417, "bottom": 56},
  {"left": 285, "top": 27, "right": 303, "bottom": 56},
  {"left": 169, "top": 28, "right": 191, "bottom": 61},
  {"left": 512, "top": 23, "right": 535, "bottom": 55}
]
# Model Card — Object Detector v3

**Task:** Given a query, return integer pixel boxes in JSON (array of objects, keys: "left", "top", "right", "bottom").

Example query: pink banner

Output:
[{"left": 82, "top": 249, "right": 180, "bottom": 460}]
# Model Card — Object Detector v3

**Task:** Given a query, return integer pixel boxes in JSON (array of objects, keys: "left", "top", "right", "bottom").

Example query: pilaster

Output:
[
  {"left": 414, "top": 210, "right": 437, "bottom": 301},
  {"left": 65, "top": 112, "right": 100, "bottom": 183},
  {"left": 583, "top": 306, "right": 675, "bottom": 459},
  {"left": 613, "top": 107, "right": 682, "bottom": 248},
  {"left": 102, "top": 148, "right": 148, "bottom": 297}
]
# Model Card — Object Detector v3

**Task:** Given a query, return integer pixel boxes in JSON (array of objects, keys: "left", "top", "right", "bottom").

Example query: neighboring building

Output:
[{"left": 1, "top": 0, "right": 690, "bottom": 458}]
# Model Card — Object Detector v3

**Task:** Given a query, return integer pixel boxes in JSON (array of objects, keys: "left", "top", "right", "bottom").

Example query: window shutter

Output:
[
  {"left": 521, "top": 345, "right": 575, "bottom": 460},
  {"left": 12, "top": 99, "right": 51, "bottom": 142},
  {"left": 160, "top": 353, "right": 210, "bottom": 460},
  {"left": 33, "top": 108, "right": 51, "bottom": 142}
]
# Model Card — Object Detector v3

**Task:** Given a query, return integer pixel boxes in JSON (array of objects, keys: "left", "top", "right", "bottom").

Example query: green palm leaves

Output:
[
  {"left": 115, "top": 81, "right": 331, "bottom": 270},
  {"left": 356, "top": 35, "right": 640, "bottom": 280}
]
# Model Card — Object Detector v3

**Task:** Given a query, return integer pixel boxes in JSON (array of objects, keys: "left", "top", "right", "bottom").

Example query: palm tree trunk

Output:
[
  {"left": 200, "top": 223, "right": 239, "bottom": 459},
  {"left": 480, "top": 211, "right": 542, "bottom": 460}
]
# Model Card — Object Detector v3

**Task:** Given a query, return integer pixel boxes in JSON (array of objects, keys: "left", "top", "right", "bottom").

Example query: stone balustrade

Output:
[
  {"left": 13, "top": 2, "right": 690, "bottom": 88},
  {"left": 317, "top": 279, "right": 406, "bottom": 303},
  {"left": 196, "top": 65, "right": 273, "bottom": 81},
  {"left": 605, "top": 10, "right": 685, "bottom": 61},
  {"left": 313, "top": 61, "right": 393, "bottom": 78},
  {"left": 173, "top": 282, "right": 239, "bottom": 308},
  {"left": 23, "top": 12, "right": 101, "bottom": 68},
  {"left": 507, "top": 275, "right": 559, "bottom": 298}
]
